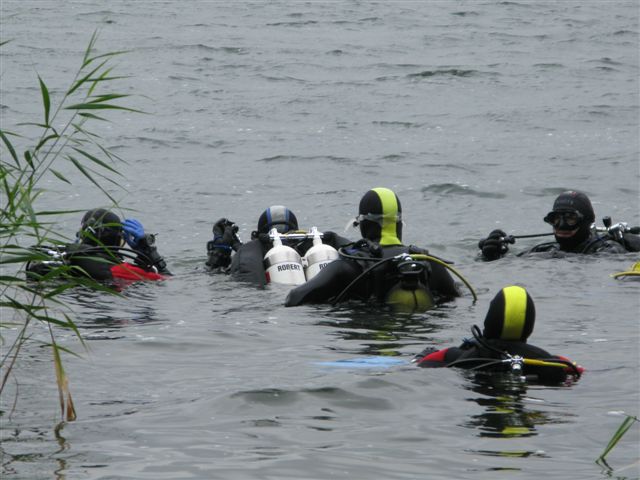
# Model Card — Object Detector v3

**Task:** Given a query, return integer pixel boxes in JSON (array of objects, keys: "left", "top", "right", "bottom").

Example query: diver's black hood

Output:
[
  {"left": 483, "top": 286, "right": 535, "bottom": 342},
  {"left": 358, "top": 188, "right": 403, "bottom": 245},
  {"left": 549, "top": 190, "right": 595, "bottom": 250},
  {"left": 79, "top": 208, "right": 122, "bottom": 246}
]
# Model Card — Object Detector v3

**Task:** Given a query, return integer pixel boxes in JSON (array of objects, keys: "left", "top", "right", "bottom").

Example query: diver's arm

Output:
[
  {"left": 230, "top": 239, "right": 268, "bottom": 286},
  {"left": 592, "top": 237, "right": 631, "bottom": 254},
  {"left": 284, "top": 258, "right": 361, "bottom": 307},
  {"left": 427, "top": 261, "right": 460, "bottom": 299},
  {"left": 321, "top": 231, "right": 352, "bottom": 249}
]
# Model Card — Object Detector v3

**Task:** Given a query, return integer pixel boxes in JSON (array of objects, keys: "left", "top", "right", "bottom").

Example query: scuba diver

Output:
[
  {"left": 414, "top": 286, "right": 584, "bottom": 383},
  {"left": 26, "top": 208, "right": 171, "bottom": 282},
  {"left": 206, "top": 205, "right": 351, "bottom": 286},
  {"left": 478, "top": 190, "right": 639, "bottom": 261},
  {"left": 284, "top": 187, "right": 461, "bottom": 311}
]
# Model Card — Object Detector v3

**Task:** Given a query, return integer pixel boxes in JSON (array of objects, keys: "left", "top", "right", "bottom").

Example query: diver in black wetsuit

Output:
[
  {"left": 26, "top": 208, "right": 171, "bottom": 283},
  {"left": 284, "top": 187, "right": 460, "bottom": 311},
  {"left": 205, "top": 205, "right": 350, "bottom": 285},
  {"left": 415, "top": 285, "right": 583, "bottom": 383},
  {"left": 478, "top": 190, "right": 635, "bottom": 261}
]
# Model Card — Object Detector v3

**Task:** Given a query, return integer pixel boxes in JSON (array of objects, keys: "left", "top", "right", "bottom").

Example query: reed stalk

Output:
[{"left": 1, "top": 31, "right": 139, "bottom": 421}]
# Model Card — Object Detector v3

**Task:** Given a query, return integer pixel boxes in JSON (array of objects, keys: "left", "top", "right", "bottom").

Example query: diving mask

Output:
[{"left": 543, "top": 210, "right": 584, "bottom": 229}]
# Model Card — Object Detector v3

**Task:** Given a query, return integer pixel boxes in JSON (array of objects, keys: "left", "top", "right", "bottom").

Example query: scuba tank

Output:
[
  {"left": 263, "top": 228, "right": 306, "bottom": 285},
  {"left": 384, "top": 256, "right": 434, "bottom": 313},
  {"left": 301, "top": 227, "right": 339, "bottom": 281}
]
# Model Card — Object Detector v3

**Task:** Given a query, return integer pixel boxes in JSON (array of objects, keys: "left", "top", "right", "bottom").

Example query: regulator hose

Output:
[
  {"left": 331, "top": 254, "right": 398, "bottom": 305},
  {"left": 409, "top": 254, "right": 477, "bottom": 302},
  {"left": 467, "top": 325, "right": 582, "bottom": 377},
  {"left": 29, "top": 245, "right": 154, "bottom": 268},
  {"left": 332, "top": 249, "right": 477, "bottom": 305}
]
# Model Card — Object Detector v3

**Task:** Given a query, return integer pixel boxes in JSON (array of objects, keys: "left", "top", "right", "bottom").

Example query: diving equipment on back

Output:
[
  {"left": 263, "top": 229, "right": 306, "bottom": 285},
  {"left": 301, "top": 227, "right": 339, "bottom": 281}
]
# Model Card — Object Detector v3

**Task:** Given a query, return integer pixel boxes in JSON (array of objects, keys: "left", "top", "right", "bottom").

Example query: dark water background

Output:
[{"left": 1, "top": 1, "right": 639, "bottom": 479}]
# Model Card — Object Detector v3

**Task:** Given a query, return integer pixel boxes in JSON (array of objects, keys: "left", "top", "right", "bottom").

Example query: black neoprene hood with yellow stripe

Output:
[
  {"left": 358, "top": 187, "right": 403, "bottom": 246},
  {"left": 483, "top": 286, "right": 535, "bottom": 342}
]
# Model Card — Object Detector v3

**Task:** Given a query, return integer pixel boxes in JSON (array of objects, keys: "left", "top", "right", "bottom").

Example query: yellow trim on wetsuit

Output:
[
  {"left": 501, "top": 286, "right": 527, "bottom": 340},
  {"left": 373, "top": 187, "right": 402, "bottom": 246}
]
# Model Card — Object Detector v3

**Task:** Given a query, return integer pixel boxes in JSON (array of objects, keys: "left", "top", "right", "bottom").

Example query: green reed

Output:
[
  {"left": 1, "top": 32, "right": 139, "bottom": 421},
  {"left": 596, "top": 413, "right": 639, "bottom": 473}
]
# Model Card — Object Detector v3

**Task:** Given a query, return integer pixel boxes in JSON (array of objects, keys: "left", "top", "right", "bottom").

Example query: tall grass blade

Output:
[
  {"left": 64, "top": 102, "right": 141, "bottom": 113},
  {"left": 38, "top": 75, "right": 51, "bottom": 127},
  {"left": 78, "top": 112, "right": 109, "bottom": 122},
  {"left": 596, "top": 415, "right": 639, "bottom": 465},
  {"left": 50, "top": 169, "right": 71, "bottom": 184},
  {"left": 71, "top": 147, "right": 121, "bottom": 175},
  {"left": 66, "top": 155, "right": 118, "bottom": 203},
  {"left": 52, "top": 343, "right": 77, "bottom": 421},
  {"left": 67, "top": 59, "right": 110, "bottom": 96},
  {"left": 35, "top": 133, "right": 60, "bottom": 152},
  {"left": 0, "top": 130, "right": 20, "bottom": 167},
  {"left": 81, "top": 31, "right": 99, "bottom": 67}
]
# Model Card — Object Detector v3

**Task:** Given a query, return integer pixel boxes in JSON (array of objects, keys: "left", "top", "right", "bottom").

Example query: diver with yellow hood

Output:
[
  {"left": 284, "top": 187, "right": 460, "bottom": 311},
  {"left": 415, "top": 286, "right": 584, "bottom": 383}
]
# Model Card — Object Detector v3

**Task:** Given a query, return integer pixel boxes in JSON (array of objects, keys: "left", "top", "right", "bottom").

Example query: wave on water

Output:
[
  {"left": 372, "top": 121, "right": 424, "bottom": 128},
  {"left": 590, "top": 57, "right": 625, "bottom": 66},
  {"left": 266, "top": 20, "right": 320, "bottom": 27},
  {"left": 170, "top": 44, "right": 249, "bottom": 55},
  {"left": 451, "top": 11, "right": 480, "bottom": 17},
  {"left": 533, "top": 63, "right": 564, "bottom": 69},
  {"left": 256, "top": 74, "right": 308, "bottom": 84},
  {"left": 259, "top": 155, "right": 353, "bottom": 164},
  {"left": 421, "top": 183, "right": 507, "bottom": 199},
  {"left": 406, "top": 69, "right": 479, "bottom": 79},
  {"left": 527, "top": 187, "right": 583, "bottom": 198},
  {"left": 230, "top": 387, "right": 394, "bottom": 410}
]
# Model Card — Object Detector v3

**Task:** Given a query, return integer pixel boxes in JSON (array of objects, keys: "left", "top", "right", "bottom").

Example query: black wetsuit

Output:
[
  {"left": 415, "top": 339, "right": 583, "bottom": 383},
  {"left": 521, "top": 232, "right": 629, "bottom": 256},
  {"left": 26, "top": 240, "right": 170, "bottom": 283},
  {"left": 211, "top": 231, "right": 352, "bottom": 286},
  {"left": 285, "top": 241, "right": 459, "bottom": 307}
]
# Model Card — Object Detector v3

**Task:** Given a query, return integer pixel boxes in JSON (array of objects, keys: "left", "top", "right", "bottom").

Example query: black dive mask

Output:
[
  {"left": 545, "top": 209, "right": 592, "bottom": 250},
  {"left": 544, "top": 210, "right": 584, "bottom": 231}
]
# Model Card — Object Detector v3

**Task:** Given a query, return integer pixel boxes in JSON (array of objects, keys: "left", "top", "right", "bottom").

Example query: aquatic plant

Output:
[
  {"left": 596, "top": 413, "right": 639, "bottom": 473},
  {"left": 1, "top": 32, "right": 138, "bottom": 421}
]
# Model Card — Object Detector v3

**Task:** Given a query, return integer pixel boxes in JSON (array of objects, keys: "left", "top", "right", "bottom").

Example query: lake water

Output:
[{"left": 1, "top": 1, "right": 639, "bottom": 479}]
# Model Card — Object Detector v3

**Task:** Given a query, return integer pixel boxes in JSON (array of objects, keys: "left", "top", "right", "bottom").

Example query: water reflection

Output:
[
  {"left": 460, "top": 371, "right": 576, "bottom": 463},
  {"left": 315, "top": 304, "right": 456, "bottom": 355},
  {"left": 59, "top": 285, "right": 164, "bottom": 334}
]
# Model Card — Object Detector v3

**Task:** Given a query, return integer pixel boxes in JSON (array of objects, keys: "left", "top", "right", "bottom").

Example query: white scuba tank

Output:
[
  {"left": 263, "top": 228, "right": 306, "bottom": 285},
  {"left": 302, "top": 227, "right": 339, "bottom": 281}
]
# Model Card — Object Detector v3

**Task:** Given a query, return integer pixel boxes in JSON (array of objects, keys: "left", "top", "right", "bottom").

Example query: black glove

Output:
[
  {"left": 206, "top": 218, "right": 241, "bottom": 269},
  {"left": 478, "top": 229, "right": 511, "bottom": 261},
  {"left": 135, "top": 234, "right": 170, "bottom": 274},
  {"left": 212, "top": 218, "right": 241, "bottom": 251}
]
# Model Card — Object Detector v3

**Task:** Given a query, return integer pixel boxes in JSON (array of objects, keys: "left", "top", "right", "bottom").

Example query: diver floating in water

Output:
[
  {"left": 285, "top": 188, "right": 466, "bottom": 312},
  {"left": 414, "top": 285, "right": 584, "bottom": 383},
  {"left": 478, "top": 190, "right": 639, "bottom": 261},
  {"left": 26, "top": 208, "right": 171, "bottom": 283},
  {"left": 206, "top": 205, "right": 351, "bottom": 286}
]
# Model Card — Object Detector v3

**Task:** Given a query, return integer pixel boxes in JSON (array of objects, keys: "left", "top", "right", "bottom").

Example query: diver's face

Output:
[{"left": 553, "top": 227, "right": 578, "bottom": 239}]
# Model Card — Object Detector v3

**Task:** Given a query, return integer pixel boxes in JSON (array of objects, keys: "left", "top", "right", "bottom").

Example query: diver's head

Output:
[
  {"left": 257, "top": 205, "right": 298, "bottom": 234},
  {"left": 78, "top": 208, "right": 123, "bottom": 246},
  {"left": 543, "top": 190, "right": 595, "bottom": 250},
  {"left": 483, "top": 286, "right": 535, "bottom": 342},
  {"left": 356, "top": 187, "right": 402, "bottom": 245}
]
